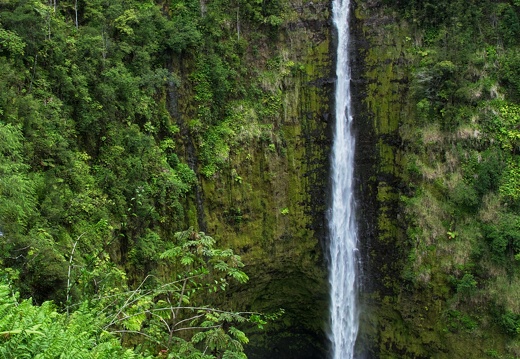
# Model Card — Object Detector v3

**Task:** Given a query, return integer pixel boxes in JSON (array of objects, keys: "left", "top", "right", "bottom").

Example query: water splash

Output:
[{"left": 328, "top": 0, "right": 359, "bottom": 358}]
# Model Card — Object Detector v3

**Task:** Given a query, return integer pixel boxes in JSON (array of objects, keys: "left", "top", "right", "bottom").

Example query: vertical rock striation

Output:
[{"left": 173, "top": 1, "right": 336, "bottom": 358}]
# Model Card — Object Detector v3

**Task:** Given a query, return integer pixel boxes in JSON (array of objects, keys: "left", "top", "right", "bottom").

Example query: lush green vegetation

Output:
[
  {"left": 0, "top": 228, "right": 275, "bottom": 358},
  {"left": 366, "top": 0, "right": 520, "bottom": 356},
  {"left": 0, "top": 0, "right": 292, "bottom": 356},
  {"left": 15, "top": 0, "right": 520, "bottom": 356}
]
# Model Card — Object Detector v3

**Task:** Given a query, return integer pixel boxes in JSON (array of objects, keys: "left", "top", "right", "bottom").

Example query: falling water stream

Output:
[{"left": 328, "top": 0, "right": 359, "bottom": 358}]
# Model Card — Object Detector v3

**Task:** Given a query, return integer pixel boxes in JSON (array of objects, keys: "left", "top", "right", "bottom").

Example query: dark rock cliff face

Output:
[
  {"left": 171, "top": 1, "right": 335, "bottom": 358},
  {"left": 351, "top": 1, "right": 492, "bottom": 355},
  {"left": 351, "top": 1, "right": 411, "bottom": 357},
  {"left": 349, "top": 3, "right": 381, "bottom": 358},
  {"left": 220, "top": 4, "right": 334, "bottom": 355},
  {"left": 352, "top": 1, "right": 415, "bottom": 356}
]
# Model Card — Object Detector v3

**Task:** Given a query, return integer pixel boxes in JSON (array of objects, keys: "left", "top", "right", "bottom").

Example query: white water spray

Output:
[{"left": 328, "top": 0, "right": 359, "bottom": 358}]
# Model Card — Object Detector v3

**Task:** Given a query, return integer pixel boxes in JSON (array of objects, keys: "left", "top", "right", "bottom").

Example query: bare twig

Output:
[
  {"left": 105, "top": 274, "right": 154, "bottom": 328},
  {"left": 173, "top": 325, "right": 221, "bottom": 332},
  {"left": 111, "top": 330, "right": 166, "bottom": 347},
  {"left": 66, "top": 233, "right": 86, "bottom": 316},
  {"left": 173, "top": 313, "right": 205, "bottom": 329}
]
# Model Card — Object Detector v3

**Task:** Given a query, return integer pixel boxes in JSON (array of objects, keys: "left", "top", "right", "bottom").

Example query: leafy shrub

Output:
[
  {"left": 500, "top": 311, "right": 520, "bottom": 336},
  {"left": 0, "top": 282, "right": 144, "bottom": 358},
  {"left": 456, "top": 273, "right": 478, "bottom": 296},
  {"left": 450, "top": 182, "right": 479, "bottom": 213}
]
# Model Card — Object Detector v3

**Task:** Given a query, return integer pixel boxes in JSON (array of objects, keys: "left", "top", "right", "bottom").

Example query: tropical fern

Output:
[{"left": 0, "top": 282, "right": 148, "bottom": 359}]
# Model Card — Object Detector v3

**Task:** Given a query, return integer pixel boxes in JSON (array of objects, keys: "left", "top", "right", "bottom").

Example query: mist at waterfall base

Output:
[{"left": 327, "top": 0, "right": 360, "bottom": 358}]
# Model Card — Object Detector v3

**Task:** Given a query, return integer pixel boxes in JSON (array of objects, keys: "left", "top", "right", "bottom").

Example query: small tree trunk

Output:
[
  {"left": 200, "top": 0, "right": 206, "bottom": 17},
  {"left": 75, "top": 0, "right": 78, "bottom": 29},
  {"left": 237, "top": 5, "right": 240, "bottom": 40}
]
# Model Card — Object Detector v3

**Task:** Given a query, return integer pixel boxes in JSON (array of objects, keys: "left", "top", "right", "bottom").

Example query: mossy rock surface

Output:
[{"left": 175, "top": 1, "right": 334, "bottom": 358}]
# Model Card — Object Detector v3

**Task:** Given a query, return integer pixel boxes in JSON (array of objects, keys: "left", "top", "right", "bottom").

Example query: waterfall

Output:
[{"left": 328, "top": 0, "right": 359, "bottom": 358}]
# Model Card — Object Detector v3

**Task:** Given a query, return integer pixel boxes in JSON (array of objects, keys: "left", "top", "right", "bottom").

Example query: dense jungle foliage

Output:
[
  {"left": 5, "top": 0, "right": 520, "bottom": 357},
  {"left": 366, "top": 0, "right": 520, "bottom": 357},
  {"left": 0, "top": 0, "right": 289, "bottom": 357}
]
